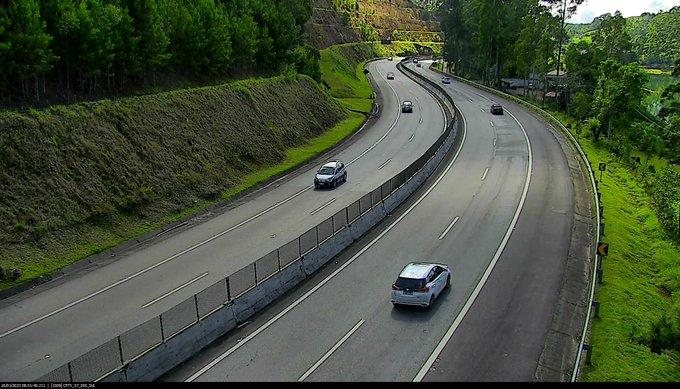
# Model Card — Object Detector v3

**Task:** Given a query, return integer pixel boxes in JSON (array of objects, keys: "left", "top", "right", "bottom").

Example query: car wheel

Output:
[
  {"left": 428, "top": 294, "right": 435, "bottom": 308},
  {"left": 314, "top": 183, "right": 319, "bottom": 189},
  {"left": 343, "top": 172, "right": 347, "bottom": 183},
  {"left": 331, "top": 179, "right": 336, "bottom": 189},
  {"left": 445, "top": 275, "right": 451, "bottom": 289}
]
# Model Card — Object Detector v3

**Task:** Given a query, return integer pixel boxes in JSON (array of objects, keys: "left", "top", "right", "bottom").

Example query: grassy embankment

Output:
[
  {"left": 0, "top": 47, "right": 384, "bottom": 291},
  {"left": 546, "top": 112, "right": 680, "bottom": 381},
  {"left": 320, "top": 40, "right": 443, "bottom": 113}
]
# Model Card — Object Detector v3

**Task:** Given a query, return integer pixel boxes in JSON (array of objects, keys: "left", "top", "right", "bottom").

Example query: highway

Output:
[
  {"left": 0, "top": 59, "right": 447, "bottom": 381},
  {"left": 163, "top": 60, "right": 589, "bottom": 381}
]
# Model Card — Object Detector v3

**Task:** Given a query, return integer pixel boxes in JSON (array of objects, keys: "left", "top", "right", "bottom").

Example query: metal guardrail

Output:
[{"left": 434, "top": 69, "right": 600, "bottom": 382}]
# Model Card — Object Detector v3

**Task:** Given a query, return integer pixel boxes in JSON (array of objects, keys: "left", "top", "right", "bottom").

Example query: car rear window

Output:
[
  {"left": 395, "top": 277, "right": 425, "bottom": 290},
  {"left": 318, "top": 167, "right": 334, "bottom": 175}
]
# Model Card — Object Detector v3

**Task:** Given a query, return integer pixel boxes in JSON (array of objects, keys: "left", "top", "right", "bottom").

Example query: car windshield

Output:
[
  {"left": 403, "top": 101, "right": 412, "bottom": 106},
  {"left": 318, "top": 167, "right": 335, "bottom": 175},
  {"left": 395, "top": 277, "right": 425, "bottom": 290}
]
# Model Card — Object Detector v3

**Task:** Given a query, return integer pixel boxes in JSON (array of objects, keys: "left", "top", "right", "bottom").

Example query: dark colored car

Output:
[
  {"left": 416, "top": 63, "right": 422, "bottom": 68},
  {"left": 401, "top": 101, "right": 414, "bottom": 113},
  {"left": 386, "top": 72, "right": 395, "bottom": 80},
  {"left": 491, "top": 104, "right": 503, "bottom": 115},
  {"left": 442, "top": 76, "right": 451, "bottom": 84}
]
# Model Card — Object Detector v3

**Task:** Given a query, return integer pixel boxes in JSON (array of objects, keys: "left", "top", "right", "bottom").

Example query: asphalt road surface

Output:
[
  {"left": 0, "top": 59, "right": 447, "bottom": 381},
  {"left": 163, "top": 61, "right": 582, "bottom": 381}
]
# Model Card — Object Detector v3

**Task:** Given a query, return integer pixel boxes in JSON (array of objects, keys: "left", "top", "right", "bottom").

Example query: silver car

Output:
[
  {"left": 391, "top": 262, "right": 451, "bottom": 308},
  {"left": 314, "top": 160, "right": 347, "bottom": 189}
]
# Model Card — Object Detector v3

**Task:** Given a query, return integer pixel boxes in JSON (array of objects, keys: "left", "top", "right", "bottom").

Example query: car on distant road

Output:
[
  {"left": 416, "top": 62, "right": 422, "bottom": 67},
  {"left": 413, "top": 58, "right": 418, "bottom": 64},
  {"left": 314, "top": 160, "right": 347, "bottom": 189},
  {"left": 386, "top": 72, "right": 395, "bottom": 80},
  {"left": 491, "top": 104, "right": 504, "bottom": 115},
  {"left": 401, "top": 100, "right": 414, "bottom": 113},
  {"left": 391, "top": 262, "right": 451, "bottom": 308},
  {"left": 388, "top": 56, "right": 393, "bottom": 61},
  {"left": 442, "top": 76, "right": 451, "bottom": 84}
]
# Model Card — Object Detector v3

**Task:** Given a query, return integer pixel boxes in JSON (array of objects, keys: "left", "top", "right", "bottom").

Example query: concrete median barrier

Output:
[
  {"left": 317, "top": 216, "right": 334, "bottom": 243},
  {"left": 332, "top": 208, "right": 348, "bottom": 233},
  {"left": 38, "top": 364, "right": 71, "bottom": 382},
  {"left": 196, "top": 279, "right": 228, "bottom": 318},
  {"left": 119, "top": 316, "right": 163, "bottom": 363},
  {"left": 228, "top": 264, "right": 256, "bottom": 299},
  {"left": 255, "top": 251, "right": 279, "bottom": 284},
  {"left": 69, "top": 338, "right": 121, "bottom": 382},
  {"left": 299, "top": 227, "right": 318, "bottom": 255},
  {"left": 124, "top": 304, "right": 237, "bottom": 382},
  {"left": 161, "top": 297, "right": 198, "bottom": 340},
  {"left": 278, "top": 239, "right": 301, "bottom": 269}
]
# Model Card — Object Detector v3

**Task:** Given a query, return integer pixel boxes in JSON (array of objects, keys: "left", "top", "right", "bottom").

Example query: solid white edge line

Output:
[
  {"left": 0, "top": 60, "right": 414, "bottom": 339},
  {"left": 310, "top": 198, "right": 337, "bottom": 215},
  {"left": 298, "top": 319, "right": 365, "bottom": 381},
  {"left": 185, "top": 90, "right": 463, "bottom": 383},
  {"left": 141, "top": 272, "right": 209, "bottom": 309},
  {"left": 438, "top": 216, "right": 460, "bottom": 240},
  {"left": 481, "top": 167, "right": 490, "bottom": 181},
  {"left": 413, "top": 107, "right": 532, "bottom": 382}
]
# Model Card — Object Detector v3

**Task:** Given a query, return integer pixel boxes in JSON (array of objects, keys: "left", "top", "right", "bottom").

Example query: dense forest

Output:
[
  {"left": 439, "top": 0, "right": 678, "bottom": 162},
  {"left": 0, "top": 0, "right": 320, "bottom": 106},
  {"left": 566, "top": 6, "right": 680, "bottom": 69}
]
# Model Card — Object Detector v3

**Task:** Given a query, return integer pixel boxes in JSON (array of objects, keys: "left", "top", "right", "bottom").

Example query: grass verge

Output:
[{"left": 543, "top": 111, "right": 680, "bottom": 381}]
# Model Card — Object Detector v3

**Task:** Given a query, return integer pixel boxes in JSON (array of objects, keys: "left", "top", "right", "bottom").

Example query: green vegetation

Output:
[
  {"left": 567, "top": 7, "right": 680, "bottom": 69},
  {"left": 582, "top": 139, "right": 680, "bottom": 381},
  {"left": 0, "top": 71, "right": 367, "bottom": 291},
  {"left": 320, "top": 41, "right": 443, "bottom": 113},
  {"left": 0, "top": 0, "right": 318, "bottom": 106},
  {"left": 543, "top": 112, "right": 680, "bottom": 381}
]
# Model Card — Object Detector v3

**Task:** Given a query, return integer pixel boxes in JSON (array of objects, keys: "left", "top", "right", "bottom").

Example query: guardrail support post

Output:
[
  {"left": 583, "top": 344, "right": 592, "bottom": 365},
  {"left": 592, "top": 301, "right": 600, "bottom": 319},
  {"left": 596, "top": 268, "right": 603, "bottom": 284}
]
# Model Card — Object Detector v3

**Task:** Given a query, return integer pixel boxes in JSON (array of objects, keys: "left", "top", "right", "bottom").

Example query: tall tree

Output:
[
  {"left": 593, "top": 10, "right": 634, "bottom": 64},
  {"left": 592, "top": 59, "right": 647, "bottom": 139},
  {"left": 1, "top": 0, "right": 55, "bottom": 100},
  {"left": 540, "top": 0, "right": 584, "bottom": 79}
]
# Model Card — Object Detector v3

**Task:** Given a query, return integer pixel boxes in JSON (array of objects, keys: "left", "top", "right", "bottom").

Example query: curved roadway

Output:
[
  {"left": 164, "top": 60, "right": 584, "bottom": 382},
  {"left": 0, "top": 59, "right": 446, "bottom": 381}
]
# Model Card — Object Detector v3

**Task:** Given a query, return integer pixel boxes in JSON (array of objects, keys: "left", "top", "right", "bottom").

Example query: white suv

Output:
[
  {"left": 391, "top": 262, "right": 451, "bottom": 308},
  {"left": 314, "top": 161, "right": 347, "bottom": 189}
]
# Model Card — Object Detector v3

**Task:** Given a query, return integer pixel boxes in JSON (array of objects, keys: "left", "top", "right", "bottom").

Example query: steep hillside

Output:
[
  {"left": 352, "top": 0, "right": 442, "bottom": 42},
  {"left": 0, "top": 75, "right": 352, "bottom": 288},
  {"left": 305, "top": 0, "right": 362, "bottom": 49},
  {"left": 305, "top": 0, "right": 442, "bottom": 49}
]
